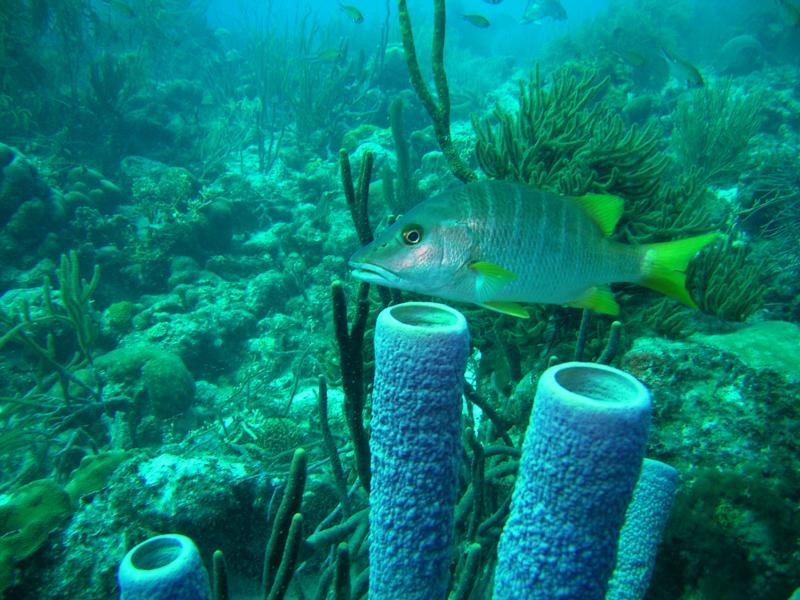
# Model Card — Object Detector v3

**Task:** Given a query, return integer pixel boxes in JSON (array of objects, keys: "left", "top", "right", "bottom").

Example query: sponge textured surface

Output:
[
  {"left": 494, "top": 362, "right": 652, "bottom": 600},
  {"left": 369, "top": 303, "right": 470, "bottom": 600}
]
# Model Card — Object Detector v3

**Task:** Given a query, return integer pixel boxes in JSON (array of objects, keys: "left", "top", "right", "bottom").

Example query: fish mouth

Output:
[{"left": 349, "top": 261, "right": 404, "bottom": 287}]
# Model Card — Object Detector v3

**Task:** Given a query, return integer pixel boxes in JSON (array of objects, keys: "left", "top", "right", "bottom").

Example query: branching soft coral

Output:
[
  {"left": 671, "top": 79, "right": 763, "bottom": 185},
  {"left": 472, "top": 65, "right": 716, "bottom": 243}
]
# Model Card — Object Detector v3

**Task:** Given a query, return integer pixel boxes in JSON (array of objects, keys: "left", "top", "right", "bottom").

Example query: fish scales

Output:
[{"left": 456, "top": 182, "right": 637, "bottom": 304}]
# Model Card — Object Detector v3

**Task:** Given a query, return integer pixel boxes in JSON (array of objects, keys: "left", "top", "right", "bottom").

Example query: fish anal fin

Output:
[
  {"left": 480, "top": 301, "right": 530, "bottom": 319},
  {"left": 570, "top": 194, "right": 625, "bottom": 237},
  {"left": 470, "top": 261, "right": 516, "bottom": 302},
  {"left": 566, "top": 286, "right": 620, "bottom": 316}
]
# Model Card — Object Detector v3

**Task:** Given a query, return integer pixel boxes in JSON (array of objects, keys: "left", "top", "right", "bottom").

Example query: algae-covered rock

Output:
[
  {"left": 692, "top": 320, "right": 800, "bottom": 381},
  {"left": 63, "top": 166, "right": 124, "bottom": 213},
  {"left": 65, "top": 452, "right": 129, "bottom": 505},
  {"left": 14, "top": 448, "right": 265, "bottom": 599},
  {"left": 107, "top": 452, "right": 264, "bottom": 565},
  {"left": 119, "top": 155, "right": 198, "bottom": 209},
  {"left": 258, "top": 417, "right": 306, "bottom": 456},
  {"left": 341, "top": 123, "right": 381, "bottom": 154},
  {"left": 198, "top": 198, "right": 234, "bottom": 251},
  {"left": 0, "top": 479, "right": 73, "bottom": 594},
  {"left": 717, "top": 34, "right": 763, "bottom": 76},
  {"left": 96, "top": 344, "right": 195, "bottom": 418},
  {"left": 102, "top": 300, "right": 138, "bottom": 335},
  {"left": 0, "top": 144, "right": 63, "bottom": 263},
  {"left": 0, "top": 144, "right": 49, "bottom": 225},
  {"left": 142, "top": 352, "right": 196, "bottom": 417},
  {"left": 620, "top": 335, "right": 800, "bottom": 600}
]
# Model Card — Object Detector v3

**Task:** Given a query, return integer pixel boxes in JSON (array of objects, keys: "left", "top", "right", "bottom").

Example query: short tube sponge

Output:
[
  {"left": 606, "top": 458, "right": 679, "bottom": 600},
  {"left": 118, "top": 534, "right": 211, "bottom": 600},
  {"left": 369, "top": 302, "right": 470, "bottom": 600},
  {"left": 494, "top": 362, "right": 652, "bottom": 600}
]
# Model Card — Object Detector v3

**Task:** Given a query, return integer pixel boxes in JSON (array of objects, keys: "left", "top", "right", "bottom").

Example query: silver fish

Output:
[
  {"left": 350, "top": 180, "right": 718, "bottom": 318},
  {"left": 522, "top": 0, "right": 567, "bottom": 24},
  {"left": 660, "top": 47, "right": 704, "bottom": 88}
]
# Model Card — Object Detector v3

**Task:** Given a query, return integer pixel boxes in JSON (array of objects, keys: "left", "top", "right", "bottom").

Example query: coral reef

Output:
[
  {"left": 622, "top": 333, "right": 800, "bottom": 600},
  {"left": 670, "top": 79, "right": 763, "bottom": 185},
  {"left": 0, "top": 0, "right": 796, "bottom": 598},
  {"left": 0, "top": 144, "right": 64, "bottom": 269},
  {"left": 95, "top": 344, "right": 195, "bottom": 420},
  {"left": 472, "top": 65, "right": 716, "bottom": 245}
]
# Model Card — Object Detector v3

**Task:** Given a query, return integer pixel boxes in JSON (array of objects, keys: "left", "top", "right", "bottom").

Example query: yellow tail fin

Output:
[{"left": 639, "top": 232, "right": 720, "bottom": 308}]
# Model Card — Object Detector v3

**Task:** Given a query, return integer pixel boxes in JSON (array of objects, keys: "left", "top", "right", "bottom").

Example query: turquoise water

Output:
[{"left": 0, "top": 0, "right": 798, "bottom": 598}]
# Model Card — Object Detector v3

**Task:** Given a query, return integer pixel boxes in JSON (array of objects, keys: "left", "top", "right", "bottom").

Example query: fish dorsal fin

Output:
[
  {"left": 570, "top": 193, "right": 625, "bottom": 237},
  {"left": 470, "top": 261, "right": 516, "bottom": 302},
  {"left": 566, "top": 285, "right": 620, "bottom": 316},
  {"left": 479, "top": 301, "right": 530, "bottom": 319}
]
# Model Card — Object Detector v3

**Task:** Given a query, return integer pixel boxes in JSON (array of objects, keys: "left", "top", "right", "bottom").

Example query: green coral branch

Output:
[
  {"left": 333, "top": 542, "right": 351, "bottom": 600},
  {"left": 672, "top": 79, "right": 763, "bottom": 185},
  {"left": 618, "top": 171, "right": 717, "bottom": 243},
  {"left": 389, "top": 96, "right": 419, "bottom": 211},
  {"left": 397, "top": 0, "right": 477, "bottom": 183},
  {"left": 45, "top": 250, "right": 100, "bottom": 365},
  {"left": 0, "top": 250, "right": 101, "bottom": 410},
  {"left": 262, "top": 447, "right": 307, "bottom": 599},
  {"left": 331, "top": 280, "right": 371, "bottom": 493},
  {"left": 474, "top": 65, "right": 721, "bottom": 243},
  {"left": 316, "top": 375, "right": 350, "bottom": 516},
  {"left": 475, "top": 65, "right": 671, "bottom": 201},
  {"left": 266, "top": 513, "right": 304, "bottom": 600},
  {"left": 687, "top": 236, "right": 771, "bottom": 321}
]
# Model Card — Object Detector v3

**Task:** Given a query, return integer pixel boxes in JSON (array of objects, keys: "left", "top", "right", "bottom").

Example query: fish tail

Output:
[{"left": 638, "top": 232, "right": 720, "bottom": 308}]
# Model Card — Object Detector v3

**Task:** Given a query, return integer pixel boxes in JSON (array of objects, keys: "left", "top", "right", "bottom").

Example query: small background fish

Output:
[
  {"left": 339, "top": 3, "right": 364, "bottom": 24},
  {"left": 660, "top": 47, "right": 704, "bottom": 88},
  {"left": 462, "top": 14, "right": 491, "bottom": 28},
  {"left": 522, "top": 0, "right": 567, "bottom": 24}
]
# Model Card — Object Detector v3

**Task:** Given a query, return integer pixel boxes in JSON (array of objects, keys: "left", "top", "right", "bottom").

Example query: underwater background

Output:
[{"left": 0, "top": 0, "right": 799, "bottom": 598}]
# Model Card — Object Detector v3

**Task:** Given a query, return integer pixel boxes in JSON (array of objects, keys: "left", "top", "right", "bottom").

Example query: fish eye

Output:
[{"left": 401, "top": 224, "right": 423, "bottom": 245}]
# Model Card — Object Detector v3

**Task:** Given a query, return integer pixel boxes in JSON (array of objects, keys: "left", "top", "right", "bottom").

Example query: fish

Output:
[
  {"left": 102, "top": 0, "right": 137, "bottom": 18},
  {"left": 776, "top": 0, "right": 800, "bottom": 26},
  {"left": 339, "top": 3, "right": 364, "bottom": 24},
  {"left": 614, "top": 48, "right": 648, "bottom": 68},
  {"left": 660, "top": 47, "right": 704, "bottom": 88},
  {"left": 308, "top": 48, "right": 344, "bottom": 63},
  {"left": 522, "top": 0, "right": 567, "bottom": 24},
  {"left": 349, "top": 180, "right": 719, "bottom": 318},
  {"left": 462, "top": 14, "right": 491, "bottom": 28}
]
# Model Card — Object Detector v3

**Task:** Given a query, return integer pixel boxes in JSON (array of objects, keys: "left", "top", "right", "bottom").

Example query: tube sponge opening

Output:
[
  {"left": 494, "top": 362, "right": 652, "bottom": 600},
  {"left": 118, "top": 534, "right": 211, "bottom": 600}
]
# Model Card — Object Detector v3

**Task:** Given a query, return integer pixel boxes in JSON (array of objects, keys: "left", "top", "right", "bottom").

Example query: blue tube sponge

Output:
[
  {"left": 607, "top": 458, "right": 679, "bottom": 600},
  {"left": 494, "top": 362, "right": 651, "bottom": 600},
  {"left": 369, "top": 302, "right": 470, "bottom": 600},
  {"left": 118, "top": 534, "right": 211, "bottom": 600}
]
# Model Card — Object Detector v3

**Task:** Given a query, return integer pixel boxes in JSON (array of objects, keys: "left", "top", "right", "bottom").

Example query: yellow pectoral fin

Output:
[
  {"left": 470, "top": 261, "right": 517, "bottom": 302},
  {"left": 479, "top": 301, "right": 530, "bottom": 319},
  {"left": 566, "top": 286, "right": 621, "bottom": 316}
]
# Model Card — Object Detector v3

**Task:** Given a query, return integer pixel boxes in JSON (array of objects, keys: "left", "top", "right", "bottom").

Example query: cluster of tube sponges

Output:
[
  {"left": 370, "top": 302, "right": 677, "bottom": 600},
  {"left": 116, "top": 302, "right": 676, "bottom": 600}
]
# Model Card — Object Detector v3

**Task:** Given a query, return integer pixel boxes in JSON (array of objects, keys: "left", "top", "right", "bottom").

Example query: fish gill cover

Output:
[{"left": 0, "top": 0, "right": 798, "bottom": 599}]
